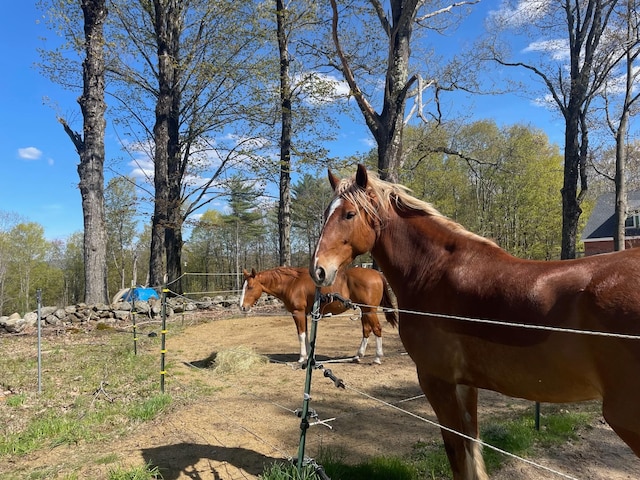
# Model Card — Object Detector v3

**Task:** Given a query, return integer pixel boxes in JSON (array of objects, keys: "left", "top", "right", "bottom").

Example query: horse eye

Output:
[{"left": 345, "top": 211, "right": 356, "bottom": 220}]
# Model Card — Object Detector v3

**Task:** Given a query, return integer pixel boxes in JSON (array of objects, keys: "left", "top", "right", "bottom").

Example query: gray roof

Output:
[{"left": 582, "top": 190, "right": 640, "bottom": 240}]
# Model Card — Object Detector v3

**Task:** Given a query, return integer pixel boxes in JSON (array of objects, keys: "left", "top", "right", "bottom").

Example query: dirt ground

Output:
[{"left": 9, "top": 307, "right": 640, "bottom": 479}]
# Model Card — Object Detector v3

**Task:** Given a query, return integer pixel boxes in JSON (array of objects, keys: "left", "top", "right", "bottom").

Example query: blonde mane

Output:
[{"left": 334, "top": 169, "right": 498, "bottom": 247}]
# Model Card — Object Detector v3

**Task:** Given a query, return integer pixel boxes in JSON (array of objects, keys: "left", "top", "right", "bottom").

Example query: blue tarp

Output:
[{"left": 122, "top": 287, "right": 159, "bottom": 302}]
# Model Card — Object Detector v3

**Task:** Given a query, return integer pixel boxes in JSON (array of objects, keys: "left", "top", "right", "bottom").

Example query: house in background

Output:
[{"left": 581, "top": 191, "right": 640, "bottom": 256}]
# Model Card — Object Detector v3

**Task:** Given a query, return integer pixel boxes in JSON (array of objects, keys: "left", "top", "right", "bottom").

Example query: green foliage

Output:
[
  {"left": 107, "top": 462, "right": 163, "bottom": 480},
  {"left": 259, "top": 461, "right": 317, "bottom": 480},
  {"left": 481, "top": 407, "right": 591, "bottom": 473},
  {"left": 105, "top": 176, "right": 141, "bottom": 294},
  {"left": 409, "top": 441, "right": 452, "bottom": 479},
  {"left": 323, "top": 456, "right": 416, "bottom": 480},
  {"left": 291, "top": 173, "right": 335, "bottom": 260},
  {"left": 0, "top": 221, "right": 69, "bottom": 315},
  {"left": 127, "top": 394, "right": 172, "bottom": 422},
  {"left": 5, "top": 394, "right": 26, "bottom": 408},
  {"left": 403, "top": 121, "right": 564, "bottom": 260}
]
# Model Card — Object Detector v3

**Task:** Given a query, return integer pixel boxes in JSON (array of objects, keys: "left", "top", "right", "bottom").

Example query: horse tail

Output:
[{"left": 380, "top": 273, "right": 399, "bottom": 328}]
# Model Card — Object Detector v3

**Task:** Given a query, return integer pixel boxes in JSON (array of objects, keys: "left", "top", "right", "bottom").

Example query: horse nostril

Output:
[{"left": 315, "top": 267, "right": 326, "bottom": 283}]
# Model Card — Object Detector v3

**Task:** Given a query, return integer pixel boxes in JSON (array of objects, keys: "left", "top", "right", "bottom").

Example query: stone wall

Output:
[{"left": 0, "top": 295, "right": 242, "bottom": 334}]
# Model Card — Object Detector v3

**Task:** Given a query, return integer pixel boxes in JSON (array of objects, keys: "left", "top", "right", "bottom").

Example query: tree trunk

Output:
[
  {"left": 376, "top": 1, "right": 416, "bottom": 182},
  {"left": 614, "top": 8, "right": 637, "bottom": 251},
  {"left": 330, "top": 0, "right": 417, "bottom": 183},
  {"left": 560, "top": 109, "right": 583, "bottom": 259},
  {"left": 76, "top": 0, "right": 108, "bottom": 304},
  {"left": 276, "top": 0, "right": 292, "bottom": 266},
  {"left": 149, "top": 0, "right": 182, "bottom": 289},
  {"left": 614, "top": 110, "right": 629, "bottom": 250},
  {"left": 165, "top": 173, "right": 183, "bottom": 293}
]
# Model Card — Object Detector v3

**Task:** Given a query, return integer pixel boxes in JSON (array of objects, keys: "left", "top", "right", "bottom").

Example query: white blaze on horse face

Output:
[
  {"left": 240, "top": 280, "right": 248, "bottom": 309},
  {"left": 313, "top": 197, "right": 343, "bottom": 281}
]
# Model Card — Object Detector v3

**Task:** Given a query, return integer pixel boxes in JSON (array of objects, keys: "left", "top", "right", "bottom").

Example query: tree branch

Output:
[
  {"left": 330, "top": 0, "right": 380, "bottom": 134},
  {"left": 58, "top": 117, "right": 84, "bottom": 154}
]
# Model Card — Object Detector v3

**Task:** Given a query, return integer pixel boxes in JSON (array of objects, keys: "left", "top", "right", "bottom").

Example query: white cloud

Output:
[
  {"left": 490, "top": 0, "right": 552, "bottom": 28},
  {"left": 18, "top": 147, "right": 43, "bottom": 160},
  {"left": 531, "top": 93, "right": 556, "bottom": 110},
  {"left": 523, "top": 39, "right": 569, "bottom": 61},
  {"left": 602, "top": 66, "right": 640, "bottom": 96},
  {"left": 128, "top": 157, "right": 154, "bottom": 181}
]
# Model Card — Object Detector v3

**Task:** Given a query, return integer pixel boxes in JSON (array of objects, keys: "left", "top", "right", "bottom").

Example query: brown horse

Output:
[
  {"left": 240, "top": 266, "right": 398, "bottom": 364},
  {"left": 310, "top": 164, "right": 640, "bottom": 479}
]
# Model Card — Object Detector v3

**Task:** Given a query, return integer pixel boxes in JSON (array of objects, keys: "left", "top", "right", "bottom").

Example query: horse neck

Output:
[
  {"left": 257, "top": 268, "right": 295, "bottom": 300},
  {"left": 372, "top": 209, "right": 456, "bottom": 291}
]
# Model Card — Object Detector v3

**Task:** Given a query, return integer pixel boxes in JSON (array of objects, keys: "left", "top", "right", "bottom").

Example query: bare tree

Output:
[
  {"left": 602, "top": 0, "right": 640, "bottom": 250},
  {"left": 106, "top": 0, "right": 273, "bottom": 291},
  {"left": 488, "top": 0, "right": 623, "bottom": 259},
  {"left": 327, "top": 0, "right": 478, "bottom": 182},
  {"left": 59, "top": 0, "right": 108, "bottom": 304},
  {"left": 267, "top": 0, "right": 352, "bottom": 266}
]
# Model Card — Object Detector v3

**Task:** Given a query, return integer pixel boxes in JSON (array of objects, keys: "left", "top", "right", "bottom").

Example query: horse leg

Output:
[
  {"left": 355, "top": 337, "right": 368, "bottom": 363},
  {"left": 417, "top": 370, "right": 488, "bottom": 480},
  {"left": 292, "top": 311, "right": 309, "bottom": 363},
  {"left": 358, "top": 309, "right": 383, "bottom": 364},
  {"left": 602, "top": 391, "right": 640, "bottom": 456}
]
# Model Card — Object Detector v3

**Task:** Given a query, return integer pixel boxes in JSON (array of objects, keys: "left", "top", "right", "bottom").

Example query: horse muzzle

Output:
[{"left": 311, "top": 264, "right": 337, "bottom": 287}]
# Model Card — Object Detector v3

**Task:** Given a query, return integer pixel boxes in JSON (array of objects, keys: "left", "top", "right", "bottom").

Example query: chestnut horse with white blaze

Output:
[
  {"left": 310, "top": 164, "right": 640, "bottom": 480},
  {"left": 240, "top": 266, "right": 398, "bottom": 364}
]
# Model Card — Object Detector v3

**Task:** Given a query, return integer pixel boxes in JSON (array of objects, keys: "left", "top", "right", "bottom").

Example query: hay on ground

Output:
[{"left": 210, "top": 346, "right": 269, "bottom": 374}]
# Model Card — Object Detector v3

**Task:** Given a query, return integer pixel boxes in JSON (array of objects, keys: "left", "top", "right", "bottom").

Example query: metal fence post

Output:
[{"left": 37, "top": 289, "right": 42, "bottom": 395}]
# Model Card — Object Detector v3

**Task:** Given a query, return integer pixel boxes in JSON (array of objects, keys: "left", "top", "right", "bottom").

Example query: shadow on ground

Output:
[
  {"left": 141, "top": 442, "right": 280, "bottom": 480},
  {"left": 183, "top": 351, "right": 355, "bottom": 369}
]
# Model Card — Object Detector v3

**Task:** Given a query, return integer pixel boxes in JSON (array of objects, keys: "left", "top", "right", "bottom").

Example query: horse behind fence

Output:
[{"left": 240, "top": 266, "right": 398, "bottom": 364}]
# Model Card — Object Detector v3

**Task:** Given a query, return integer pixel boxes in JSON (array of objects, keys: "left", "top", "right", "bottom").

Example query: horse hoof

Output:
[
  {"left": 373, "top": 357, "right": 382, "bottom": 365},
  {"left": 352, "top": 356, "right": 361, "bottom": 363}
]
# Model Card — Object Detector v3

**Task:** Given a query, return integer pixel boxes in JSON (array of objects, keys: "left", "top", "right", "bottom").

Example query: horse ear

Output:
[
  {"left": 242, "top": 269, "right": 250, "bottom": 278},
  {"left": 328, "top": 169, "right": 340, "bottom": 191},
  {"left": 251, "top": 268, "right": 257, "bottom": 277},
  {"left": 356, "top": 164, "right": 368, "bottom": 188}
]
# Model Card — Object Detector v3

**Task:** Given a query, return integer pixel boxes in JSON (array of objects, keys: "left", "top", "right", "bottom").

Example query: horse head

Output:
[
  {"left": 311, "top": 164, "right": 379, "bottom": 287},
  {"left": 239, "top": 268, "right": 262, "bottom": 312}
]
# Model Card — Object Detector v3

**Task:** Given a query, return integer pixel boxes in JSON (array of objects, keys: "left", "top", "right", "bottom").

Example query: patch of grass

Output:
[
  {"left": 481, "top": 407, "right": 592, "bottom": 473},
  {"left": 95, "top": 452, "right": 121, "bottom": 465},
  {"left": 107, "top": 462, "right": 163, "bottom": 480},
  {"left": 5, "top": 393, "right": 26, "bottom": 407},
  {"left": 1, "top": 411, "right": 89, "bottom": 455},
  {"left": 259, "top": 461, "right": 317, "bottom": 479},
  {"left": 0, "top": 329, "right": 195, "bottom": 461},
  {"left": 127, "top": 394, "right": 172, "bottom": 422},
  {"left": 537, "top": 410, "right": 590, "bottom": 447},
  {"left": 318, "top": 446, "right": 416, "bottom": 480},
  {"left": 409, "top": 440, "right": 452, "bottom": 479},
  {"left": 323, "top": 456, "right": 416, "bottom": 480}
]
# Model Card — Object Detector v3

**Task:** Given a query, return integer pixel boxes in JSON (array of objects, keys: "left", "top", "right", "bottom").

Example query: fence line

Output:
[{"left": 351, "top": 301, "right": 640, "bottom": 341}]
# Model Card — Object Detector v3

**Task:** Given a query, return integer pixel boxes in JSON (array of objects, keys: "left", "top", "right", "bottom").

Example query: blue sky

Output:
[{"left": 0, "top": 2, "right": 566, "bottom": 241}]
